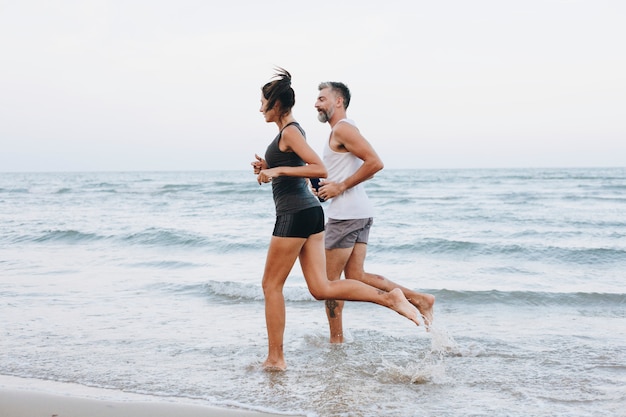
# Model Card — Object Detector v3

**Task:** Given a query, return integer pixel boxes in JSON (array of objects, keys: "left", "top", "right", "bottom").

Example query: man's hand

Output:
[{"left": 318, "top": 180, "right": 346, "bottom": 200}]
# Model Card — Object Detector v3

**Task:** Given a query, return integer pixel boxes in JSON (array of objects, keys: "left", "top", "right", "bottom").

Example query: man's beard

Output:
[{"left": 317, "top": 108, "right": 332, "bottom": 123}]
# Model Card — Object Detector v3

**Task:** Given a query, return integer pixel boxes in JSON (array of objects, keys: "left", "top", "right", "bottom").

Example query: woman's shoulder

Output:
[{"left": 281, "top": 121, "right": 306, "bottom": 140}]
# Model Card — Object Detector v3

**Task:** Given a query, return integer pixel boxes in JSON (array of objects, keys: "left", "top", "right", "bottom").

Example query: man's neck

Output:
[{"left": 328, "top": 111, "right": 347, "bottom": 128}]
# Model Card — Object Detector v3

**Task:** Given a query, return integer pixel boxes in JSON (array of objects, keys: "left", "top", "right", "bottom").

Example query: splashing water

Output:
[{"left": 408, "top": 323, "right": 460, "bottom": 384}]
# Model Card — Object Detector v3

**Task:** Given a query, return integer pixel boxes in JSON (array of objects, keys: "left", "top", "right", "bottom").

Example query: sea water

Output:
[{"left": 1, "top": 168, "right": 625, "bottom": 417}]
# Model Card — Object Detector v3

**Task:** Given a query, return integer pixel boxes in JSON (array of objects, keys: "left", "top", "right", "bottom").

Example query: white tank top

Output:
[{"left": 323, "top": 119, "right": 375, "bottom": 220}]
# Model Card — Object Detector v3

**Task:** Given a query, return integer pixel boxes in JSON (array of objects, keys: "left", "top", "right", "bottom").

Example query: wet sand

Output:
[{"left": 0, "top": 375, "right": 302, "bottom": 417}]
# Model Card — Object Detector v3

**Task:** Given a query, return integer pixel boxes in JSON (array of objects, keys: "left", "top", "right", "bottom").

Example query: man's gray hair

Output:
[{"left": 318, "top": 81, "right": 351, "bottom": 109}]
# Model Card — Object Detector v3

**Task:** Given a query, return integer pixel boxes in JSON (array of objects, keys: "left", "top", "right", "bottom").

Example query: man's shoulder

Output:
[
  {"left": 338, "top": 118, "right": 357, "bottom": 126},
  {"left": 332, "top": 119, "right": 361, "bottom": 140},
  {"left": 334, "top": 118, "right": 357, "bottom": 130}
]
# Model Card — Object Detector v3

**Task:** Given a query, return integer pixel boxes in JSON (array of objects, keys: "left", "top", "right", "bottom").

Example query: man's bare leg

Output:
[
  {"left": 324, "top": 243, "right": 434, "bottom": 344},
  {"left": 324, "top": 247, "right": 353, "bottom": 343},
  {"left": 325, "top": 299, "right": 344, "bottom": 343},
  {"left": 357, "top": 272, "right": 435, "bottom": 325}
]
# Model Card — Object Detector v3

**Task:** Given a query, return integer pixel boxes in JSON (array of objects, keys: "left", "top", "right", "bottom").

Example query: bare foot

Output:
[
  {"left": 262, "top": 358, "right": 286, "bottom": 372},
  {"left": 407, "top": 292, "right": 435, "bottom": 328},
  {"left": 388, "top": 288, "right": 422, "bottom": 326}
]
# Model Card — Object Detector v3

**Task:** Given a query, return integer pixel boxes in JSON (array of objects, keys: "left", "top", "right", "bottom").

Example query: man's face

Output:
[{"left": 315, "top": 87, "right": 335, "bottom": 123}]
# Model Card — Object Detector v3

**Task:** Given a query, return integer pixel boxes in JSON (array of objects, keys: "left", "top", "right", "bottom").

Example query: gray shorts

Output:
[{"left": 325, "top": 218, "right": 373, "bottom": 249}]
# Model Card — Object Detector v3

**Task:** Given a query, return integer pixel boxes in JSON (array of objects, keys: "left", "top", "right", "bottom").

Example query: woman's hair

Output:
[{"left": 262, "top": 67, "right": 295, "bottom": 120}]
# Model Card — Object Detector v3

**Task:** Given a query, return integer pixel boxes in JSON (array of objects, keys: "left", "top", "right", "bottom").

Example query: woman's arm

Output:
[{"left": 258, "top": 125, "right": 327, "bottom": 183}]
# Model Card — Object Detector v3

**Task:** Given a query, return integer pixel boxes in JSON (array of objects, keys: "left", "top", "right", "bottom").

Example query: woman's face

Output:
[{"left": 260, "top": 94, "right": 276, "bottom": 123}]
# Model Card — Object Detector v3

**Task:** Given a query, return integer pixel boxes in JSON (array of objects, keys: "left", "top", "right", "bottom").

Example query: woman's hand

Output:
[
  {"left": 257, "top": 168, "right": 279, "bottom": 185},
  {"left": 251, "top": 154, "right": 267, "bottom": 175}
]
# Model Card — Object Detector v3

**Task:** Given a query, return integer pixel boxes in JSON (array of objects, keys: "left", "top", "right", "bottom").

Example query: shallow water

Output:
[{"left": 1, "top": 168, "right": 625, "bottom": 416}]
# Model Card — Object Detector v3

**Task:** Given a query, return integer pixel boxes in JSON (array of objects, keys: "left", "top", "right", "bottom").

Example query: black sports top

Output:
[{"left": 264, "top": 122, "right": 321, "bottom": 215}]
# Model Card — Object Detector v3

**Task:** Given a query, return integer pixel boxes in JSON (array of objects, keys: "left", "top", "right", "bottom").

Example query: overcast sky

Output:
[{"left": 1, "top": 0, "right": 624, "bottom": 172}]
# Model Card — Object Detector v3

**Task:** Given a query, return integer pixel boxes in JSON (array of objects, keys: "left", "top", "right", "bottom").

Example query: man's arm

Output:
[{"left": 319, "top": 123, "right": 383, "bottom": 200}]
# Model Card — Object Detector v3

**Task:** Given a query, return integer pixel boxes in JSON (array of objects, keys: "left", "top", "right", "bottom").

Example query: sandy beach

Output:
[{"left": 0, "top": 375, "right": 303, "bottom": 417}]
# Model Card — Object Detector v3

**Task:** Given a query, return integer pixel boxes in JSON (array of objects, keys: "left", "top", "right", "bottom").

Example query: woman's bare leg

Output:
[
  {"left": 299, "top": 233, "right": 421, "bottom": 325},
  {"left": 262, "top": 235, "right": 305, "bottom": 371}
]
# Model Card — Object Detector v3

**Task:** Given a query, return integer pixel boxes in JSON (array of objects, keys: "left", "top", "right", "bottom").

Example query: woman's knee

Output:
[
  {"left": 307, "top": 285, "right": 327, "bottom": 301},
  {"left": 262, "top": 277, "right": 284, "bottom": 296}
]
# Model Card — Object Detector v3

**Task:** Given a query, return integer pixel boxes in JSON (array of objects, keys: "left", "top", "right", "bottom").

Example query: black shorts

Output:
[{"left": 273, "top": 206, "right": 325, "bottom": 238}]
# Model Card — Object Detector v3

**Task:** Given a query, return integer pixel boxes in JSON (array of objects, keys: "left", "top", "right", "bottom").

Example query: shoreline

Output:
[{"left": 0, "top": 375, "right": 303, "bottom": 417}]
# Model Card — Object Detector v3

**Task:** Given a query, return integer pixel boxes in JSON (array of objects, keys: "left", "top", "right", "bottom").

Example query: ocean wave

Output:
[
  {"left": 47, "top": 185, "right": 121, "bottom": 194},
  {"left": 373, "top": 238, "right": 482, "bottom": 255},
  {"left": 601, "top": 183, "right": 626, "bottom": 191},
  {"left": 147, "top": 179, "right": 267, "bottom": 197},
  {"left": 0, "top": 187, "right": 29, "bottom": 193},
  {"left": 9, "top": 227, "right": 625, "bottom": 268},
  {"left": 31, "top": 229, "right": 104, "bottom": 243},
  {"left": 376, "top": 197, "right": 415, "bottom": 206},
  {"left": 151, "top": 280, "right": 626, "bottom": 309},
  {"left": 10, "top": 228, "right": 263, "bottom": 252},
  {"left": 562, "top": 194, "right": 626, "bottom": 202},
  {"left": 121, "top": 228, "right": 208, "bottom": 247},
  {"left": 79, "top": 182, "right": 124, "bottom": 193},
  {"left": 204, "top": 280, "right": 313, "bottom": 302},
  {"left": 436, "top": 289, "right": 626, "bottom": 307},
  {"left": 153, "top": 183, "right": 206, "bottom": 195},
  {"left": 372, "top": 238, "right": 626, "bottom": 265},
  {"left": 557, "top": 246, "right": 626, "bottom": 265},
  {"left": 126, "top": 260, "right": 202, "bottom": 269},
  {"left": 144, "top": 281, "right": 213, "bottom": 296}
]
